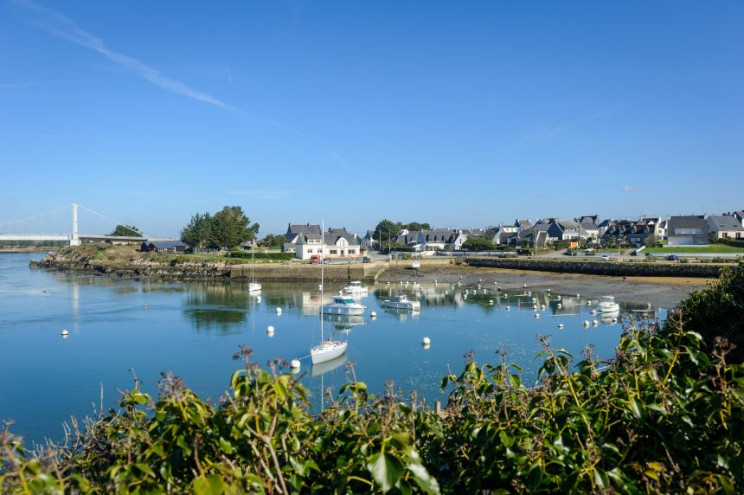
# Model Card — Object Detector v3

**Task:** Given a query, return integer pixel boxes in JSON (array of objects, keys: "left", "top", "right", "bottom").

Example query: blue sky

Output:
[{"left": 1, "top": 1, "right": 742, "bottom": 238}]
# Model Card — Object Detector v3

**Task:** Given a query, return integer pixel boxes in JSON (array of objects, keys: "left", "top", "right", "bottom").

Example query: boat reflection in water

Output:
[
  {"left": 311, "top": 354, "right": 347, "bottom": 377},
  {"left": 382, "top": 306, "right": 420, "bottom": 322},
  {"left": 322, "top": 314, "right": 366, "bottom": 334}
]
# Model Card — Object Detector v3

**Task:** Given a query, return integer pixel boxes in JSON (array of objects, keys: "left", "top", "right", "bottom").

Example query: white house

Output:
[{"left": 294, "top": 227, "right": 362, "bottom": 260}]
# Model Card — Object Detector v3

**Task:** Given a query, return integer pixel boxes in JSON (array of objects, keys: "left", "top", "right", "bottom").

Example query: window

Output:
[
  {"left": 348, "top": 249, "right": 356, "bottom": 254},
  {"left": 330, "top": 250, "right": 337, "bottom": 255}
]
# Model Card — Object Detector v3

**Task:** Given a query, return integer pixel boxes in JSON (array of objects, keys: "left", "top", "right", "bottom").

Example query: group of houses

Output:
[
  {"left": 282, "top": 210, "right": 744, "bottom": 260},
  {"left": 153, "top": 210, "right": 744, "bottom": 259}
]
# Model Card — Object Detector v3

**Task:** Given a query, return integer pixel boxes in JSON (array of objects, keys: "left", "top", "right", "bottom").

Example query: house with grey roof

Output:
[
  {"left": 546, "top": 219, "right": 580, "bottom": 241},
  {"left": 284, "top": 223, "right": 322, "bottom": 253},
  {"left": 576, "top": 215, "right": 599, "bottom": 240},
  {"left": 667, "top": 216, "right": 708, "bottom": 246},
  {"left": 361, "top": 230, "right": 378, "bottom": 251},
  {"left": 707, "top": 215, "right": 744, "bottom": 240},
  {"left": 416, "top": 229, "right": 468, "bottom": 251},
  {"left": 293, "top": 226, "right": 361, "bottom": 260}
]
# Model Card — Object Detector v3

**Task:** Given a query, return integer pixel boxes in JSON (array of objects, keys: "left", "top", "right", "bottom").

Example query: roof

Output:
[
  {"left": 286, "top": 223, "right": 321, "bottom": 235},
  {"left": 149, "top": 241, "right": 185, "bottom": 249},
  {"left": 325, "top": 228, "right": 359, "bottom": 246},
  {"left": 707, "top": 215, "right": 744, "bottom": 232}
]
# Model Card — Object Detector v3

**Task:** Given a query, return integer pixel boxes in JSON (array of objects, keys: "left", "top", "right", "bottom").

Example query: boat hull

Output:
[
  {"left": 381, "top": 301, "right": 420, "bottom": 310},
  {"left": 311, "top": 341, "right": 348, "bottom": 364},
  {"left": 248, "top": 282, "right": 262, "bottom": 292},
  {"left": 321, "top": 305, "right": 366, "bottom": 316}
]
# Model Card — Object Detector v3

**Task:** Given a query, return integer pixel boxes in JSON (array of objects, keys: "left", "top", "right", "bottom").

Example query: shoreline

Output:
[
  {"left": 378, "top": 264, "right": 710, "bottom": 308},
  {"left": 32, "top": 247, "right": 714, "bottom": 308}
]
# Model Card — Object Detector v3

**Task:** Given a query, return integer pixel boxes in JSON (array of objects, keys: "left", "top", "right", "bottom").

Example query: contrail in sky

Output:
[{"left": 13, "top": 0, "right": 304, "bottom": 136}]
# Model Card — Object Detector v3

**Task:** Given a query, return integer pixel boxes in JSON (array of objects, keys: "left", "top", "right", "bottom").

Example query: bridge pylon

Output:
[{"left": 70, "top": 203, "right": 80, "bottom": 246}]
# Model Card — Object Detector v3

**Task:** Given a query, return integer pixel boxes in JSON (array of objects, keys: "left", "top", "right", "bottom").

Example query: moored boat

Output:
[
  {"left": 596, "top": 295, "right": 620, "bottom": 314},
  {"left": 381, "top": 294, "right": 421, "bottom": 311},
  {"left": 342, "top": 281, "right": 368, "bottom": 295},
  {"left": 321, "top": 295, "right": 367, "bottom": 316}
]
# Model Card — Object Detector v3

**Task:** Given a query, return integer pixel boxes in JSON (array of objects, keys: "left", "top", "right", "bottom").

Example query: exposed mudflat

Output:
[{"left": 378, "top": 262, "right": 710, "bottom": 308}]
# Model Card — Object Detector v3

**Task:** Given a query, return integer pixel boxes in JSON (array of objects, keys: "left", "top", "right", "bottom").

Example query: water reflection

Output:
[
  {"left": 322, "top": 314, "right": 366, "bottom": 333},
  {"left": 311, "top": 355, "right": 347, "bottom": 377}
]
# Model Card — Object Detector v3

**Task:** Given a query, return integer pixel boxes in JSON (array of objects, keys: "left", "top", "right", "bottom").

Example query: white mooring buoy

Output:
[
  {"left": 370, "top": 311, "right": 377, "bottom": 318},
  {"left": 534, "top": 313, "right": 541, "bottom": 319},
  {"left": 61, "top": 329, "right": 69, "bottom": 337},
  {"left": 583, "top": 320, "right": 590, "bottom": 327},
  {"left": 557, "top": 323, "right": 564, "bottom": 329},
  {"left": 276, "top": 307, "right": 282, "bottom": 315},
  {"left": 422, "top": 336, "right": 431, "bottom": 346},
  {"left": 290, "top": 359, "right": 301, "bottom": 370},
  {"left": 267, "top": 325, "right": 275, "bottom": 335},
  {"left": 592, "top": 320, "right": 599, "bottom": 326}
]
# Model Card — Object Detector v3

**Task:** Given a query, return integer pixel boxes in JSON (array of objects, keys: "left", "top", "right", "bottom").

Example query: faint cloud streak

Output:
[
  {"left": 329, "top": 150, "right": 348, "bottom": 166},
  {"left": 621, "top": 185, "right": 637, "bottom": 192},
  {"left": 13, "top": 0, "right": 305, "bottom": 137}
]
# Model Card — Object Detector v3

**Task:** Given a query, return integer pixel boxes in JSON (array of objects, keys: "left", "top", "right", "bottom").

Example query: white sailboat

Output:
[
  {"left": 311, "top": 222, "right": 348, "bottom": 365},
  {"left": 249, "top": 246, "right": 261, "bottom": 293}
]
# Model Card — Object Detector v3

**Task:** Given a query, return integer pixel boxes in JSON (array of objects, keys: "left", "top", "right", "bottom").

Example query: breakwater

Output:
[{"left": 465, "top": 257, "right": 726, "bottom": 278}]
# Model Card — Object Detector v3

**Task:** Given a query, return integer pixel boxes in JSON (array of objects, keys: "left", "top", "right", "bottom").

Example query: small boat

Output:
[
  {"left": 248, "top": 249, "right": 261, "bottom": 292},
  {"left": 343, "top": 281, "right": 369, "bottom": 295},
  {"left": 321, "top": 296, "right": 366, "bottom": 316},
  {"left": 248, "top": 282, "right": 262, "bottom": 293},
  {"left": 411, "top": 260, "right": 421, "bottom": 269},
  {"left": 311, "top": 339, "right": 347, "bottom": 364},
  {"left": 381, "top": 294, "right": 421, "bottom": 311},
  {"left": 596, "top": 295, "right": 620, "bottom": 314}
]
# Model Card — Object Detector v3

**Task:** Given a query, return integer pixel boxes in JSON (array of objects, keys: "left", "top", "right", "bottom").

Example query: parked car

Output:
[
  {"left": 666, "top": 254, "right": 679, "bottom": 262},
  {"left": 308, "top": 254, "right": 323, "bottom": 264},
  {"left": 601, "top": 254, "right": 610, "bottom": 260}
]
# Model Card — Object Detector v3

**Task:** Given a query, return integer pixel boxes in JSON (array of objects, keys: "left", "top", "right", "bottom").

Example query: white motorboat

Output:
[
  {"left": 343, "top": 281, "right": 369, "bottom": 295},
  {"left": 311, "top": 221, "right": 349, "bottom": 365},
  {"left": 321, "top": 296, "right": 367, "bottom": 316},
  {"left": 381, "top": 294, "right": 421, "bottom": 311},
  {"left": 596, "top": 295, "right": 620, "bottom": 314},
  {"left": 411, "top": 260, "right": 421, "bottom": 269}
]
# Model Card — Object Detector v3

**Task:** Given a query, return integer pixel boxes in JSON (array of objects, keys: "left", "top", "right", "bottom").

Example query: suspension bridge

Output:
[{"left": 0, "top": 203, "right": 171, "bottom": 245}]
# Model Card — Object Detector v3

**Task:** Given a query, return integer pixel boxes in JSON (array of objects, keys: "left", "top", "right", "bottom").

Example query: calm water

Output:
[{"left": 0, "top": 253, "right": 660, "bottom": 445}]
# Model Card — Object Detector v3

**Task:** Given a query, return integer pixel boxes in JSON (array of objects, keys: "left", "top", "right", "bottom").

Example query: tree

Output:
[
  {"left": 373, "top": 219, "right": 430, "bottom": 253},
  {"left": 462, "top": 237, "right": 495, "bottom": 251},
  {"left": 209, "top": 206, "right": 259, "bottom": 250},
  {"left": 109, "top": 225, "right": 143, "bottom": 237},
  {"left": 259, "top": 234, "right": 285, "bottom": 249},
  {"left": 180, "top": 213, "right": 213, "bottom": 251},
  {"left": 402, "top": 222, "right": 431, "bottom": 231}
]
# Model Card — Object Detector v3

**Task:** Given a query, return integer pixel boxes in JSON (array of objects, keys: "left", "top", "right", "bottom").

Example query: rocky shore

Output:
[{"left": 31, "top": 246, "right": 232, "bottom": 280}]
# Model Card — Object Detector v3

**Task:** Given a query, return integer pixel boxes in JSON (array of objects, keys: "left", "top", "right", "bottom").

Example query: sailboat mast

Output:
[{"left": 320, "top": 219, "right": 324, "bottom": 342}]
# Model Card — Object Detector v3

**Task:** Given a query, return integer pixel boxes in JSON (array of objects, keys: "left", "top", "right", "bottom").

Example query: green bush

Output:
[{"left": 229, "top": 251, "right": 293, "bottom": 261}]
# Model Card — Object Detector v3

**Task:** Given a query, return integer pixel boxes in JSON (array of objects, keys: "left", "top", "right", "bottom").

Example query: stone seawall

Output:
[{"left": 465, "top": 258, "right": 726, "bottom": 278}]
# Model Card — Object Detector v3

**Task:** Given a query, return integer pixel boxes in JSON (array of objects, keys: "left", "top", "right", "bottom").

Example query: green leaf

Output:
[
  {"left": 408, "top": 461, "right": 441, "bottom": 495},
  {"left": 193, "top": 474, "right": 226, "bottom": 494},
  {"left": 367, "top": 452, "right": 405, "bottom": 493},
  {"left": 527, "top": 463, "right": 543, "bottom": 489},
  {"left": 499, "top": 430, "right": 515, "bottom": 448}
]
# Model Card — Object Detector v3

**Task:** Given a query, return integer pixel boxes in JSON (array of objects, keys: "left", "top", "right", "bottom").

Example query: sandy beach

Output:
[{"left": 377, "top": 261, "right": 710, "bottom": 308}]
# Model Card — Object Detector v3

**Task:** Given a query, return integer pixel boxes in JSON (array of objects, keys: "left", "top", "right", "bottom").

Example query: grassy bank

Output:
[{"left": 644, "top": 245, "right": 744, "bottom": 254}]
